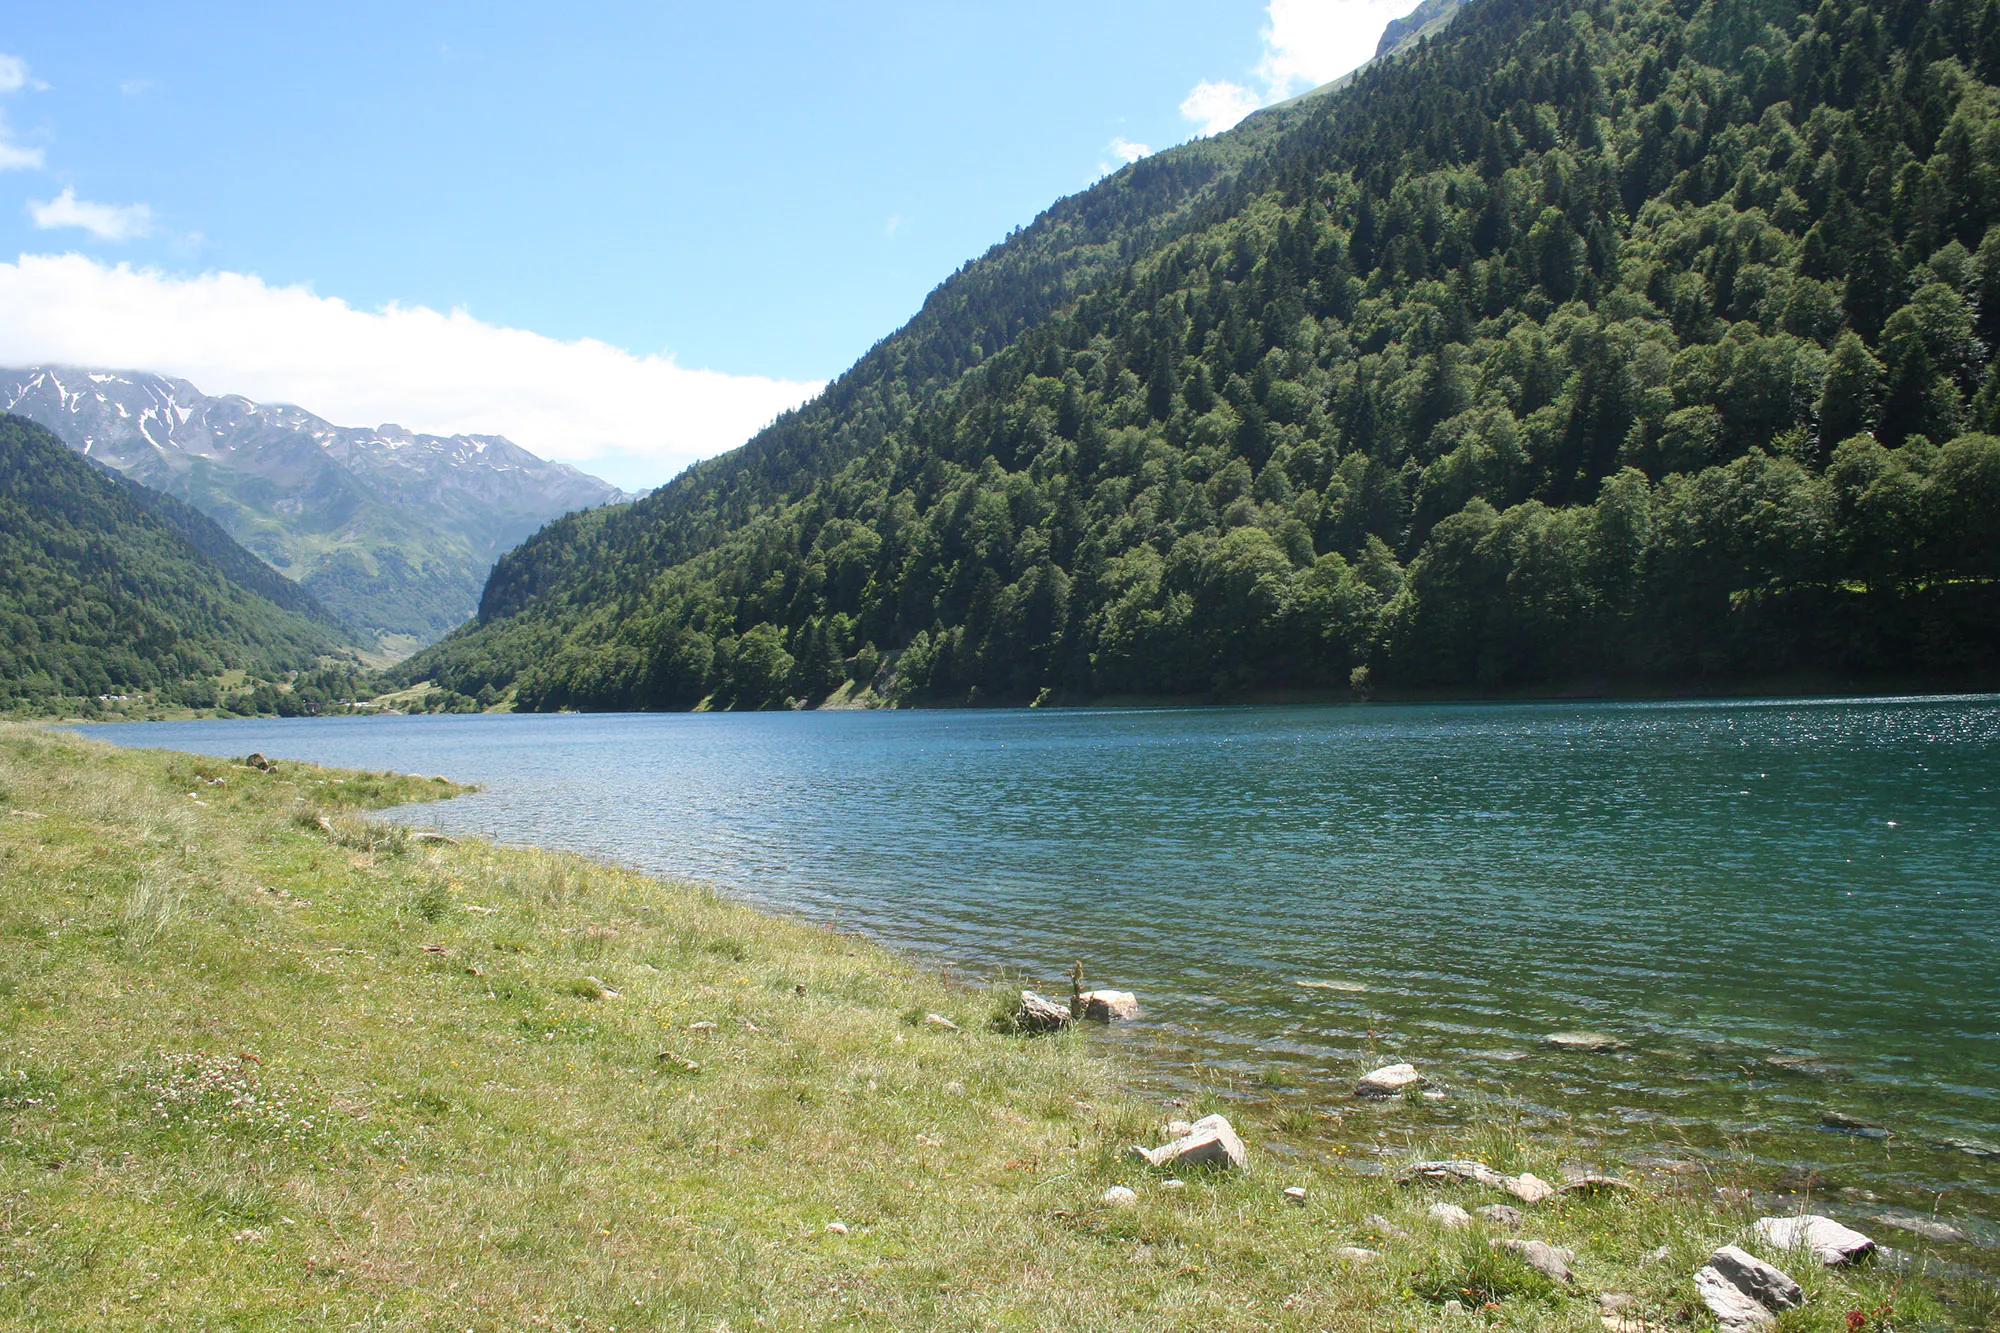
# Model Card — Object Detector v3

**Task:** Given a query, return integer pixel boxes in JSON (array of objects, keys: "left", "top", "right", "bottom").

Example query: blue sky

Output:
[{"left": 0, "top": 1, "right": 1416, "bottom": 486}]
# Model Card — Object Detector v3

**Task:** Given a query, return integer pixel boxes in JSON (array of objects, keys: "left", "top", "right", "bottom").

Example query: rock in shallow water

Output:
[
  {"left": 1015, "top": 990, "right": 1072, "bottom": 1033},
  {"left": 1545, "top": 1030, "right": 1628, "bottom": 1051},
  {"left": 1869, "top": 1211, "right": 1966, "bottom": 1244},
  {"left": 1079, "top": 989, "right": 1141, "bottom": 1021},
  {"left": 1753, "top": 1213, "right": 1874, "bottom": 1265},
  {"left": 1354, "top": 1062, "right": 1423, "bottom": 1097},
  {"left": 1820, "top": 1110, "right": 1891, "bottom": 1138},
  {"left": 1940, "top": 1136, "right": 1999, "bottom": 1158}
]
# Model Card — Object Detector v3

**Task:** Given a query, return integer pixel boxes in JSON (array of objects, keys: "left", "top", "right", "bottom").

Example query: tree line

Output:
[{"left": 405, "top": 0, "right": 2000, "bottom": 709}]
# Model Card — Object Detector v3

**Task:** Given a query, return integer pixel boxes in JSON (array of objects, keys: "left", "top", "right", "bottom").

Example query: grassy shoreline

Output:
[{"left": 0, "top": 725, "right": 1984, "bottom": 1330}]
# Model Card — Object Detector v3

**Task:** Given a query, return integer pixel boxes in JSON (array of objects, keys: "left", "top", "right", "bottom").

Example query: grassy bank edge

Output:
[{"left": 0, "top": 724, "right": 1983, "bottom": 1331}]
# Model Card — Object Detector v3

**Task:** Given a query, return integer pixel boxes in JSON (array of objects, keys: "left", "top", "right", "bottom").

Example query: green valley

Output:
[{"left": 0, "top": 415, "right": 362, "bottom": 716}]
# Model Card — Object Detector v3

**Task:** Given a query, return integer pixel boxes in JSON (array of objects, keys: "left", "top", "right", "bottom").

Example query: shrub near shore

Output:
[{"left": 0, "top": 726, "right": 1980, "bottom": 1329}]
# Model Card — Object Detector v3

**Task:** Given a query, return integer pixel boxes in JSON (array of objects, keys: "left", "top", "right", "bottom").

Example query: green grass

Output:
[{"left": 0, "top": 725, "right": 1985, "bottom": 1330}]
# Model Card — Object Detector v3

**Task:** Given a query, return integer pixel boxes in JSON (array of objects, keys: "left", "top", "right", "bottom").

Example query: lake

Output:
[{"left": 84, "top": 696, "right": 2000, "bottom": 1227}]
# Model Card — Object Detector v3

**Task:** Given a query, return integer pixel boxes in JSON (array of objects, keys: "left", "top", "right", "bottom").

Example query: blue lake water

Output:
[{"left": 84, "top": 697, "right": 2000, "bottom": 1220}]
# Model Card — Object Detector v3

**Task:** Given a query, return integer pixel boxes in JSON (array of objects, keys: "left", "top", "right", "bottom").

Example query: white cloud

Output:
[
  {"left": 1181, "top": 0, "right": 1427, "bottom": 134},
  {"left": 0, "top": 55, "right": 42, "bottom": 170},
  {"left": 0, "top": 253, "right": 822, "bottom": 489},
  {"left": 1108, "top": 136, "right": 1151, "bottom": 164},
  {"left": 0, "top": 54, "right": 34, "bottom": 95},
  {"left": 30, "top": 187, "right": 154, "bottom": 241},
  {"left": 1179, "top": 80, "right": 1264, "bottom": 137},
  {"left": 119, "top": 77, "right": 154, "bottom": 97},
  {"left": 0, "top": 130, "right": 40, "bottom": 172}
]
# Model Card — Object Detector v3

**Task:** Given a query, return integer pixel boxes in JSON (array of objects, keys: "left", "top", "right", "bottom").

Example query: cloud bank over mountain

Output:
[
  {"left": 0, "top": 252, "right": 823, "bottom": 489},
  {"left": 1181, "top": 0, "right": 1427, "bottom": 135}
]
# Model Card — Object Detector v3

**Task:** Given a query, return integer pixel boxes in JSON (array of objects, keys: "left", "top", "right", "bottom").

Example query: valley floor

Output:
[{"left": 0, "top": 726, "right": 1982, "bottom": 1330}]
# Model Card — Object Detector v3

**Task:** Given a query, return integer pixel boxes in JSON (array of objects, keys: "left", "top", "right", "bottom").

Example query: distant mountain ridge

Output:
[{"left": 1, "top": 366, "right": 636, "bottom": 653}]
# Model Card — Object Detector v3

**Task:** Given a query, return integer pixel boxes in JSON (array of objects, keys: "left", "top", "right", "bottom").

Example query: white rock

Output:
[
  {"left": 921, "top": 1012, "right": 960, "bottom": 1031},
  {"left": 1128, "top": 1112, "right": 1248, "bottom": 1171},
  {"left": 1333, "top": 1245, "right": 1379, "bottom": 1263},
  {"left": 824, "top": 1221, "right": 849, "bottom": 1235},
  {"left": 1495, "top": 1238, "right": 1576, "bottom": 1283},
  {"left": 1400, "top": 1158, "right": 1505, "bottom": 1188},
  {"left": 1363, "top": 1213, "right": 1413, "bottom": 1241},
  {"left": 1695, "top": 1245, "right": 1803, "bottom": 1331},
  {"left": 1283, "top": 1185, "right": 1308, "bottom": 1204},
  {"left": 1160, "top": 1178, "right": 1186, "bottom": 1191},
  {"left": 1079, "top": 989, "right": 1141, "bottom": 1021},
  {"left": 1102, "top": 1185, "right": 1138, "bottom": 1207},
  {"left": 1754, "top": 1214, "right": 1874, "bottom": 1266},
  {"left": 1505, "top": 1172, "right": 1556, "bottom": 1203},
  {"left": 1429, "top": 1202, "right": 1472, "bottom": 1229},
  {"left": 1015, "top": 990, "right": 1072, "bottom": 1033},
  {"left": 1355, "top": 1062, "right": 1423, "bottom": 1097},
  {"left": 1694, "top": 1266, "right": 1774, "bottom": 1331}
]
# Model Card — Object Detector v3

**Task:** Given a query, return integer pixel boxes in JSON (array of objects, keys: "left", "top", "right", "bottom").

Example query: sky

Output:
[{"left": 0, "top": 1, "right": 1420, "bottom": 489}]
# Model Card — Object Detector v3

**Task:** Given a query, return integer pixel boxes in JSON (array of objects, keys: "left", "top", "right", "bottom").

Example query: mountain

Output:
[
  {"left": 1376, "top": 0, "right": 1470, "bottom": 61},
  {"left": 0, "top": 367, "right": 635, "bottom": 654},
  {"left": 405, "top": 0, "right": 2000, "bottom": 710},
  {"left": 0, "top": 413, "right": 354, "bottom": 711}
]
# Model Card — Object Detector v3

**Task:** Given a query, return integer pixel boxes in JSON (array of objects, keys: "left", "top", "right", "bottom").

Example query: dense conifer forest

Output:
[
  {"left": 0, "top": 415, "right": 358, "bottom": 713},
  {"left": 405, "top": 0, "right": 2000, "bottom": 709}
]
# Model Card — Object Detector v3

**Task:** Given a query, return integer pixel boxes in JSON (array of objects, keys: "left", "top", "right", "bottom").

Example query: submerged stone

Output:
[
  {"left": 1820, "top": 1110, "right": 1891, "bottom": 1139},
  {"left": 1868, "top": 1212, "right": 1966, "bottom": 1244},
  {"left": 1546, "top": 1031, "right": 1628, "bottom": 1051}
]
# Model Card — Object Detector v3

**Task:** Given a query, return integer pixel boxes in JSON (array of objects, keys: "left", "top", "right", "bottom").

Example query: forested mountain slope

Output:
[
  {"left": 410, "top": 0, "right": 2000, "bottom": 710},
  {"left": 0, "top": 415, "right": 353, "bottom": 710},
  {"left": 2, "top": 368, "right": 633, "bottom": 651}
]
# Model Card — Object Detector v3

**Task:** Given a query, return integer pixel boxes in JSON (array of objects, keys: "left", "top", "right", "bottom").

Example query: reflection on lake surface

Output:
[{"left": 87, "top": 696, "right": 2000, "bottom": 1221}]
